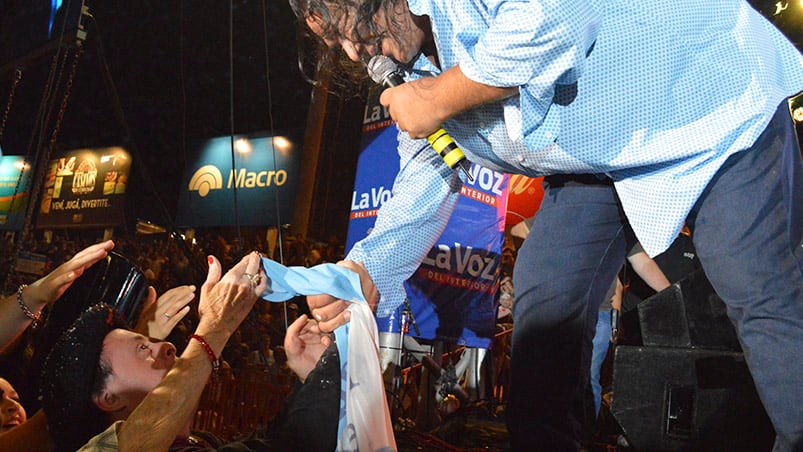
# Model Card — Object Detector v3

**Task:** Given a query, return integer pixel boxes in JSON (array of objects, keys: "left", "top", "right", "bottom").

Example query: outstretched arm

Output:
[
  {"left": 0, "top": 240, "right": 114, "bottom": 352},
  {"left": 114, "top": 252, "right": 266, "bottom": 452}
]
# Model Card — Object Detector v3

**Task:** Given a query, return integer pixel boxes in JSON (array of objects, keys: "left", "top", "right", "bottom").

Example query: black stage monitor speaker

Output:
[
  {"left": 611, "top": 346, "right": 774, "bottom": 451},
  {"left": 623, "top": 269, "right": 741, "bottom": 351}
]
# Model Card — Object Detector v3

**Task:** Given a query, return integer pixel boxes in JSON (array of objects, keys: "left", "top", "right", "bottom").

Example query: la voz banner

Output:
[
  {"left": 400, "top": 169, "right": 507, "bottom": 348},
  {"left": 0, "top": 156, "right": 32, "bottom": 230},
  {"left": 176, "top": 132, "right": 300, "bottom": 227},
  {"left": 347, "top": 89, "right": 506, "bottom": 348}
]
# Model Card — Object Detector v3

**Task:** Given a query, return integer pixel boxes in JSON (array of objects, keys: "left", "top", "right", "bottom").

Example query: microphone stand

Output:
[{"left": 390, "top": 298, "right": 421, "bottom": 420}]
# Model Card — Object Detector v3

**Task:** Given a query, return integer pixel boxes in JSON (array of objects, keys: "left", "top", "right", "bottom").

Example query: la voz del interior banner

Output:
[{"left": 348, "top": 89, "right": 506, "bottom": 348}]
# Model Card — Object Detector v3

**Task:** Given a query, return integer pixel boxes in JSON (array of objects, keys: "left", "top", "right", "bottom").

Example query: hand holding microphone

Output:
[{"left": 367, "top": 55, "right": 474, "bottom": 183}]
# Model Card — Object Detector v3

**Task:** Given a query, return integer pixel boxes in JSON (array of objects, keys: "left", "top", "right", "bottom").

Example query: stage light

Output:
[
  {"left": 234, "top": 138, "right": 253, "bottom": 154},
  {"left": 771, "top": 0, "right": 803, "bottom": 14},
  {"left": 101, "top": 149, "right": 129, "bottom": 164},
  {"left": 792, "top": 106, "right": 803, "bottom": 123},
  {"left": 272, "top": 136, "right": 294, "bottom": 153},
  {"left": 791, "top": 93, "right": 803, "bottom": 123}
]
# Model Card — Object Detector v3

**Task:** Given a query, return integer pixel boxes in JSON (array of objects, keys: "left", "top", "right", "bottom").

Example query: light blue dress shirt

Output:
[{"left": 347, "top": 0, "right": 803, "bottom": 316}]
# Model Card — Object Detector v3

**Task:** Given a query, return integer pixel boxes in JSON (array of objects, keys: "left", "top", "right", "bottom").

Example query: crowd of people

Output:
[
  {"left": 0, "top": 226, "right": 353, "bottom": 447},
  {"left": 1, "top": 0, "right": 802, "bottom": 451},
  {"left": 0, "top": 237, "right": 346, "bottom": 451},
  {"left": 0, "top": 228, "right": 345, "bottom": 297},
  {"left": 0, "top": 227, "right": 522, "bottom": 451},
  {"left": 1, "top": 228, "right": 341, "bottom": 348}
]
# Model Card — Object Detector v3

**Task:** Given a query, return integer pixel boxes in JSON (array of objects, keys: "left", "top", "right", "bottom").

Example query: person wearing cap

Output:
[
  {"left": 40, "top": 250, "right": 339, "bottom": 452},
  {"left": 0, "top": 240, "right": 114, "bottom": 451},
  {"left": 0, "top": 240, "right": 197, "bottom": 452}
]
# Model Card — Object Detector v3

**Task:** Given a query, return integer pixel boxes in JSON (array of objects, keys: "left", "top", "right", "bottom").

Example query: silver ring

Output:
[
  {"left": 244, "top": 273, "right": 260, "bottom": 287},
  {"left": 164, "top": 312, "right": 172, "bottom": 319}
]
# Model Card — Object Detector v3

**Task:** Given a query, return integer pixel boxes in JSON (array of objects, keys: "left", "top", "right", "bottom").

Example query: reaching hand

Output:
[
  {"left": 22, "top": 240, "right": 115, "bottom": 310},
  {"left": 284, "top": 314, "right": 332, "bottom": 383},
  {"left": 135, "top": 285, "right": 195, "bottom": 340},
  {"left": 196, "top": 252, "right": 266, "bottom": 352},
  {"left": 307, "top": 260, "right": 377, "bottom": 333}
]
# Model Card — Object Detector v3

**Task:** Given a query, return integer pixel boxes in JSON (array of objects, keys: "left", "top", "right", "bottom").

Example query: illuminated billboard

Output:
[
  {"left": 0, "top": 156, "right": 33, "bottom": 230},
  {"left": 36, "top": 147, "right": 131, "bottom": 228},
  {"left": 175, "top": 132, "right": 301, "bottom": 227}
]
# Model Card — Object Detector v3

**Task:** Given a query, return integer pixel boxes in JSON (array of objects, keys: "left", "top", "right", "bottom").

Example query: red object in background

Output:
[{"left": 505, "top": 174, "right": 543, "bottom": 226}]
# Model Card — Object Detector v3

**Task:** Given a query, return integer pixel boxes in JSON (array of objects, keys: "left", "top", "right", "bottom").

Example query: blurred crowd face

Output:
[
  {"left": 0, "top": 378, "right": 26, "bottom": 435},
  {"left": 501, "top": 246, "right": 516, "bottom": 269}
]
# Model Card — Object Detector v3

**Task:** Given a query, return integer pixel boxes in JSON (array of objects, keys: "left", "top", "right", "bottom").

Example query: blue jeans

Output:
[
  {"left": 508, "top": 102, "right": 803, "bottom": 452},
  {"left": 509, "top": 176, "right": 632, "bottom": 452},
  {"left": 686, "top": 102, "right": 803, "bottom": 452},
  {"left": 591, "top": 310, "right": 612, "bottom": 417}
]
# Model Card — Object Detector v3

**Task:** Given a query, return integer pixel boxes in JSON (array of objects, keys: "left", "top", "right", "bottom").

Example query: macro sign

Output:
[
  {"left": 175, "top": 132, "right": 300, "bottom": 227},
  {"left": 36, "top": 147, "right": 131, "bottom": 229}
]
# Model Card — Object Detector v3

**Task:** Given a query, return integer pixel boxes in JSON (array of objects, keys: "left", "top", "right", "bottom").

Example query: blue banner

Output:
[
  {"left": 176, "top": 131, "right": 301, "bottom": 227},
  {"left": 345, "top": 127, "right": 397, "bottom": 250},
  {"left": 15, "top": 251, "right": 49, "bottom": 276},
  {"left": 0, "top": 156, "right": 32, "bottom": 230},
  {"left": 399, "top": 166, "right": 507, "bottom": 348},
  {"left": 347, "top": 89, "right": 506, "bottom": 348}
]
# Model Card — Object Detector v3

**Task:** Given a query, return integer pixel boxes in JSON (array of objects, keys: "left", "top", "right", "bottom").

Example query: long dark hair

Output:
[{"left": 288, "top": 0, "right": 407, "bottom": 94}]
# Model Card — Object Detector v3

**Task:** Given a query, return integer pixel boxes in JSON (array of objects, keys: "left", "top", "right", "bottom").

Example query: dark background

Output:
[
  {"left": 0, "top": 0, "right": 329, "bottom": 237},
  {"left": 0, "top": 0, "right": 801, "bottom": 242}
]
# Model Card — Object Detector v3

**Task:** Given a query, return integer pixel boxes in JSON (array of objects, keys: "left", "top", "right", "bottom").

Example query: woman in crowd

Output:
[
  {"left": 0, "top": 240, "right": 115, "bottom": 353},
  {"left": 0, "top": 378, "right": 26, "bottom": 435}
]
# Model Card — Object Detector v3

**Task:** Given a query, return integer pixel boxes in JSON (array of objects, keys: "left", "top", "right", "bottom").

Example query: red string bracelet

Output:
[{"left": 189, "top": 334, "right": 220, "bottom": 372}]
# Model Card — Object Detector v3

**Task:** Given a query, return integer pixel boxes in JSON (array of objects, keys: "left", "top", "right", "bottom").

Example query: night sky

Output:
[
  {"left": 0, "top": 0, "right": 314, "bottom": 234},
  {"left": 0, "top": 0, "right": 801, "bottom": 238}
]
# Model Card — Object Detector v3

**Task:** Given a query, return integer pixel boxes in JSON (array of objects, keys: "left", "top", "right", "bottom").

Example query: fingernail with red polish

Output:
[{"left": 208, "top": 256, "right": 214, "bottom": 265}]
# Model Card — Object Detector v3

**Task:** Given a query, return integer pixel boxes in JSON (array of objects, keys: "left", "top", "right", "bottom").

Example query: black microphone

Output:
[{"left": 367, "top": 55, "right": 474, "bottom": 183}]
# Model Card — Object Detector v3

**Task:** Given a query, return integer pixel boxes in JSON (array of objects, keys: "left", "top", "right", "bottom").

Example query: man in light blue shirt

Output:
[{"left": 291, "top": 0, "right": 803, "bottom": 450}]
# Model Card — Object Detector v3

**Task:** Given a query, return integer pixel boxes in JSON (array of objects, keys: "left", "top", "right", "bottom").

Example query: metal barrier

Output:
[
  {"left": 193, "top": 327, "right": 513, "bottom": 439},
  {"left": 193, "top": 367, "right": 295, "bottom": 440}
]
